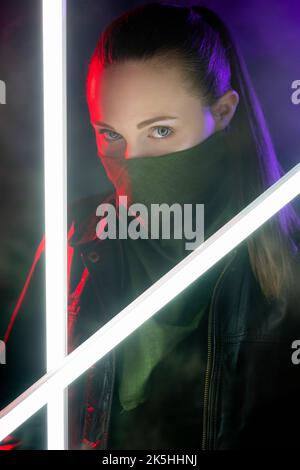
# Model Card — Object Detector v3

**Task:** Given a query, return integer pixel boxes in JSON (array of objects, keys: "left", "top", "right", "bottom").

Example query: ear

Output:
[{"left": 211, "top": 89, "right": 239, "bottom": 131}]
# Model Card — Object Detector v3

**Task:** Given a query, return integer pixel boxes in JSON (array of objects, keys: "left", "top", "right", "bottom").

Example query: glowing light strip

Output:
[
  {"left": 0, "top": 162, "right": 299, "bottom": 443},
  {"left": 42, "top": 0, "right": 68, "bottom": 450}
]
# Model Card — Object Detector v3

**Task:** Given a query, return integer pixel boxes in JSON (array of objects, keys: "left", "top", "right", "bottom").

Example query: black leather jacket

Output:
[
  {"left": 1, "top": 190, "right": 299, "bottom": 450},
  {"left": 66, "top": 191, "right": 300, "bottom": 450}
]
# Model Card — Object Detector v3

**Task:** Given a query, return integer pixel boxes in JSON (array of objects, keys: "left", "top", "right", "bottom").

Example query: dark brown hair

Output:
[{"left": 86, "top": 2, "right": 300, "bottom": 301}]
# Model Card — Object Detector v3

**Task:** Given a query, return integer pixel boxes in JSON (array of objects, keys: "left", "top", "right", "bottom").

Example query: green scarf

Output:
[{"left": 99, "top": 129, "right": 235, "bottom": 412}]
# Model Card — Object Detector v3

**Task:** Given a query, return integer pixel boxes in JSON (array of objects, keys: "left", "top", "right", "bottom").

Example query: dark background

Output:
[{"left": 0, "top": 0, "right": 299, "bottom": 447}]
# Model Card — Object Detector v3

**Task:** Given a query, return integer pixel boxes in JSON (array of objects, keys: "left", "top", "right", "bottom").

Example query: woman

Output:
[
  {"left": 2, "top": 2, "right": 299, "bottom": 451},
  {"left": 65, "top": 2, "right": 300, "bottom": 450}
]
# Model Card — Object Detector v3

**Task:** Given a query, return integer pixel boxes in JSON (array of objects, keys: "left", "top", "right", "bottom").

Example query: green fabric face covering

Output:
[
  {"left": 99, "top": 129, "right": 236, "bottom": 412},
  {"left": 100, "top": 129, "right": 235, "bottom": 240}
]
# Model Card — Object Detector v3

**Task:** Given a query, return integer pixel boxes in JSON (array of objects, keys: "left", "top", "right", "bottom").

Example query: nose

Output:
[
  {"left": 124, "top": 147, "right": 141, "bottom": 160},
  {"left": 124, "top": 143, "right": 152, "bottom": 160}
]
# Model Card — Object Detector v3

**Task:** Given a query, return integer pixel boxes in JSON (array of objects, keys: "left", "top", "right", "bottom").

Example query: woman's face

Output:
[{"left": 87, "top": 60, "right": 217, "bottom": 160}]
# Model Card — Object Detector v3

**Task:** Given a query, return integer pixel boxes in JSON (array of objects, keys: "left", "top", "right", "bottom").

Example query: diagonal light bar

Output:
[
  {"left": 42, "top": 0, "right": 68, "bottom": 450},
  {"left": 0, "top": 162, "right": 299, "bottom": 442}
]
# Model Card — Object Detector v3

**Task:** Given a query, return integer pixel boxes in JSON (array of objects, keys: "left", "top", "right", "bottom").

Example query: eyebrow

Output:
[{"left": 92, "top": 115, "right": 178, "bottom": 130}]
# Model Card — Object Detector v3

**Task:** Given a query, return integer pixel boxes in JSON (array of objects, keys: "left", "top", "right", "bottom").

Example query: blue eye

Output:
[
  {"left": 150, "top": 126, "right": 174, "bottom": 139},
  {"left": 98, "top": 129, "right": 121, "bottom": 141},
  {"left": 97, "top": 126, "right": 174, "bottom": 142}
]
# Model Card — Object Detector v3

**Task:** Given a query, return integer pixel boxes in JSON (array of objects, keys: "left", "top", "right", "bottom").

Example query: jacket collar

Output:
[{"left": 68, "top": 190, "right": 116, "bottom": 247}]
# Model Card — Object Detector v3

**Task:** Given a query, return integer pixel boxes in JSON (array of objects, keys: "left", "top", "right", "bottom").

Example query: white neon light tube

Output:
[
  {"left": 42, "top": 0, "right": 68, "bottom": 450},
  {"left": 0, "top": 162, "right": 299, "bottom": 443}
]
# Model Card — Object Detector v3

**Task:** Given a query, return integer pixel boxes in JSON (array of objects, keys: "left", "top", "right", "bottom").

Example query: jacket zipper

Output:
[
  {"left": 80, "top": 250, "right": 118, "bottom": 450},
  {"left": 201, "top": 250, "right": 237, "bottom": 450}
]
